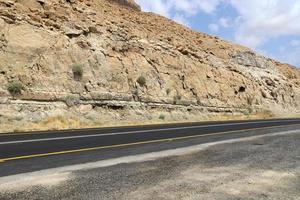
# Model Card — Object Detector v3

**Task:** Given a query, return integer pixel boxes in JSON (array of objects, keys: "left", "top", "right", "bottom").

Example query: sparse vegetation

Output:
[
  {"left": 132, "top": 89, "right": 140, "bottom": 101},
  {"left": 64, "top": 95, "right": 80, "bottom": 107},
  {"left": 242, "top": 106, "right": 254, "bottom": 116},
  {"left": 166, "top": 88, "right": 171, "bottom": 95},
  {"left": 159, "top": 114, "right": 166, "bottom": 120},
  {"left": 173, "top": 94, "right": 182, "bottom": 104},
  {"left": 248, "top": 107, "right": 254, "bottom": 114},
  {"left": 132, "top": 89, "right": 139, "bottom": 96},
  {"left": 137, "top": 75, "right": 146, "bottom": 86},
  {"left": 72, "top": 64, "right": 84, "bottom": 80},
  {"left": 7, "top": 81, "right": 23, "bottom": 97},
  {"left": 242, "top": 109, "right": 250, "bottom": 116}
]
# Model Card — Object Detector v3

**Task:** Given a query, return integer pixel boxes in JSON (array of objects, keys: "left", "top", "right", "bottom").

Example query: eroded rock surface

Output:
[{"left": 0, "top": 0, "right": 299, "bottom": 132}]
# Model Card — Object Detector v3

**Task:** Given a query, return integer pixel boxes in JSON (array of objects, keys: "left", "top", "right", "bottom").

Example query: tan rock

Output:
[{"left": 0, "top": 0, "right": 299, "bottom": 133}]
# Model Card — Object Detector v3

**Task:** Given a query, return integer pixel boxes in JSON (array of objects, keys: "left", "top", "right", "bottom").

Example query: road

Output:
[{"left": 0, "top": 118, "right": 300, "bottom": 177}]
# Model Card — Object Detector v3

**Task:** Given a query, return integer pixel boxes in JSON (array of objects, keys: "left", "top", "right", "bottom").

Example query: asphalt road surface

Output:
[{"left": 0, "top": 118, "right": 300, "bottom": 177}]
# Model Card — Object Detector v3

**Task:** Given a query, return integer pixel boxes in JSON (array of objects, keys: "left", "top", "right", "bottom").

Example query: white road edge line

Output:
[{"left": 0, "top": 120, "right": 299, "bottom": 145}]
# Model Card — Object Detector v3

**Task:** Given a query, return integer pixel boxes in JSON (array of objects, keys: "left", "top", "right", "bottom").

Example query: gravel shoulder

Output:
[{"left": 0, "top": 130, "right": 299, "bottom": 200}]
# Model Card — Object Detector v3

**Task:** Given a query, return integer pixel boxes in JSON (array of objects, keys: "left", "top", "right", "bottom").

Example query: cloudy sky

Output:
[{"left": 136, "top": 0, "right": 300, "bottom": 67}]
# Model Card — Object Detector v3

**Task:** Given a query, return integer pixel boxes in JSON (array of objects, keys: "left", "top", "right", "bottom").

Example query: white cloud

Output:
[
  {"left": 173, "top": 14, "right": 190, "bottom": 26},
  {"left": 290, "top": 40, "right": 300, "bottom": 47},
  {"left": 208, "top": 17, "right": 231, "bottom": 32},
  {"left": 136, "top": 0, "right": 223, "bottom": 23},
  {"left": 218, "top": 17, "right": 230, "bottom": 28},
  {"left": 209, "top": 23, "right": 219, "bottom": 32},
  {"left": 272, "top": 46, "right": 300, "bottom": 66},
  {"left": 191, "top": 0, "right": 222, "bottom": 14},
  {"left": 230, "top": 0, "right": 300, "bottom": 48},
  {"left": 135, "top": 0, "right": 173, "bottom": 17}
]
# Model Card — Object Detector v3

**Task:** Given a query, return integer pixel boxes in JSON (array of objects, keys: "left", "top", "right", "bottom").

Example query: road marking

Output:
[
  {"left": 0, "top": 120, "right": 299, "bottom": 145},
  {"left": 0, "top": 124, "right": 299, "bottom": 163}
]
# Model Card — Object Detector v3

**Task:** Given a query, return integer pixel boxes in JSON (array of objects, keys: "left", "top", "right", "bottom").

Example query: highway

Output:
[{"left": 0, "top": 118, "right": 300, "bottom": 177}]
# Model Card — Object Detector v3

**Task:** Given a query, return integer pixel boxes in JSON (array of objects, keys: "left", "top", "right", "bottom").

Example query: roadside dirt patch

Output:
[
  {"left": 0, "top": 172, "right": 71, "bottom": 192},
  {"left": 122, "top": 133, "right": 300, "bottom": 200}
]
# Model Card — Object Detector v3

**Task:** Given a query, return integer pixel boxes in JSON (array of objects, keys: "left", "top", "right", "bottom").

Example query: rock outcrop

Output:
[{"left": 0, "top": 0, "right": 299, "bottom": 132}]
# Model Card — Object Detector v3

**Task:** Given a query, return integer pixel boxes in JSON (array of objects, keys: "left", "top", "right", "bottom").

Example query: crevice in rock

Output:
[{"left": 145, "top": 60, "right": 164, "bottom": 89}]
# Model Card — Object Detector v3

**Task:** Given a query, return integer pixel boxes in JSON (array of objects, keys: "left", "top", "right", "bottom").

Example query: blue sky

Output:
[{"left": 136, "top": 0, "right": 300, "bottom": 67}]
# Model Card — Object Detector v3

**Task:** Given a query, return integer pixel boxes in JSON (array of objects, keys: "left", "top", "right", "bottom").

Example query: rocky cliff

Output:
[{"left": 0, "top": 0, "right": 299, "bottom": 132}]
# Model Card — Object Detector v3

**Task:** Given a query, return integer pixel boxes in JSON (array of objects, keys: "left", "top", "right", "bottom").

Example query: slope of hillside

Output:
[{"left": 0, "top": 0, "right": 299, "bottom": 133}]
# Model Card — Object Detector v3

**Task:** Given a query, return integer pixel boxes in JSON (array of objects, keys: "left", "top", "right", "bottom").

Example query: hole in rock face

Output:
[
  {"left": 239, "top": 86, "right": 246, "bottom": 93},
  {"left": 107, "top": 105, "right": 125, "bottom": 110},
  {"left": 37, "top": 0, "right": 45, "bottom": 6}
]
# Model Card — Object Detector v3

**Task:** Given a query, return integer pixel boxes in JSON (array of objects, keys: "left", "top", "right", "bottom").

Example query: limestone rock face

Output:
[{"left": 0, "top": 0, "right": 299, "bottom": 132}]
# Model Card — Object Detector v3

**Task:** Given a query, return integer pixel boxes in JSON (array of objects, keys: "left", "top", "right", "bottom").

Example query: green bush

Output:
[
  {"left": 137, "top": 75, "right": 146, "bottom": 86},
  {"left": 159, "top": 114, "right": 166, "bottom": 120},
  {"left": 7, "top": 81, "right": 23, "bottom": 96},
  {"left": 72, "top": 64, "right": 84, "bottom": 80}
]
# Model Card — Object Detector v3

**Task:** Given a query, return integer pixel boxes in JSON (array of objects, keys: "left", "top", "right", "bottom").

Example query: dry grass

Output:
[
  {"left": 210, "top": 111, "right": 276, "bottom": 121},
  {"left": 0, "top": 116, "right": 102, "bottom": 134},
  {"left": 0, "top": 111, "right": 298, "bottom": 134}
]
